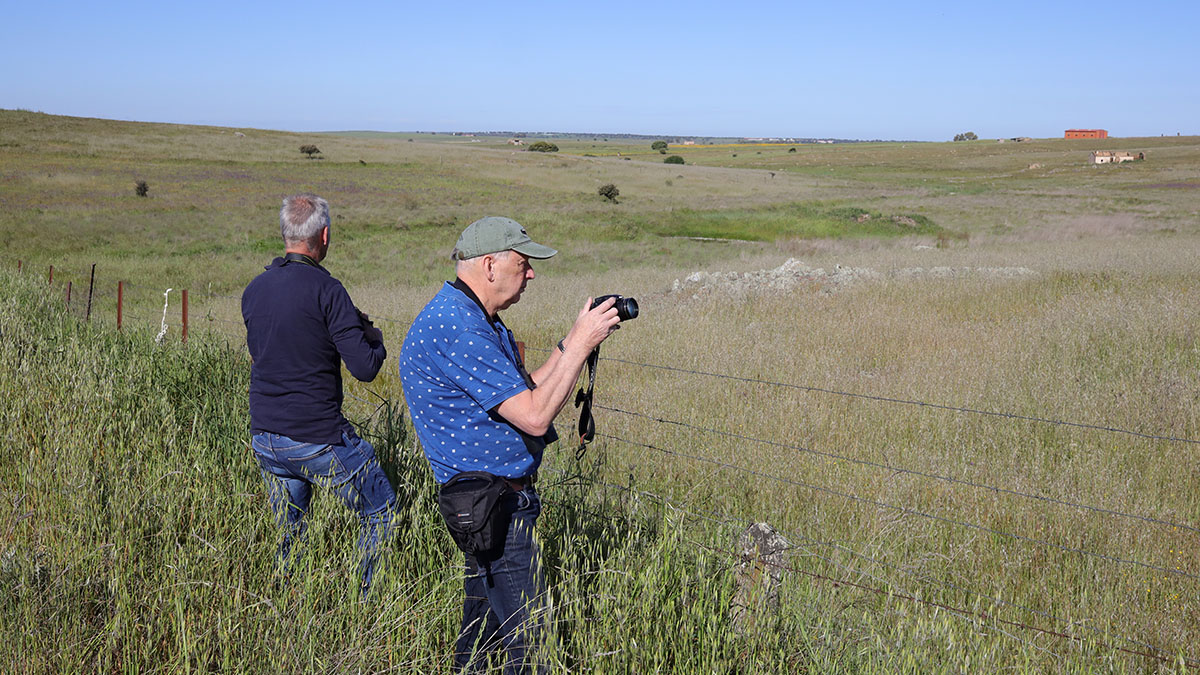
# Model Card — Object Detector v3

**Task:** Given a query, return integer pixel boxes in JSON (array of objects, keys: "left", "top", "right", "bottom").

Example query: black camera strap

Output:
[{"left": 574, "top": 346, "right": 600, "bottom": 459}]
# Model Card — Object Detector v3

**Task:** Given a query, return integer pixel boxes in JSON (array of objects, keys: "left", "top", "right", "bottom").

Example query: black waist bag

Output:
[{"left": 437, "top": 471, "right": 513, "bottom": 555}]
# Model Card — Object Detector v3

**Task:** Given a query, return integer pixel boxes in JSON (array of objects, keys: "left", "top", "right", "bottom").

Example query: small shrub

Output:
[
  {"left": 659, "top": 149, "right": 667, "bottom": 154},
  {"left": 788, "top": 147, "right": 796, "bottom": 153},
  {"left": 664, "top": 155, "right": 685, "bottom": 165},
  {"left": 300, "top": 144, "right": 321, "bottom": 159},
  {"left": 651, "top": 140, "right": 668, "bottom": 151},
  {"left": 527, "top": 141, "right": 559, "bottom": 153},
  {"left": 598, "top": 183, "right": 620, "bottom": 203},
  {"left": 134, "top": 181, "right": 149, "bottom": 197}
]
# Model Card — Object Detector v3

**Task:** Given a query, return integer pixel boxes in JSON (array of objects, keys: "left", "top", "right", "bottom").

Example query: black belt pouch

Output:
[{"left": 438, "top": 471, "right": 513, "bottom": 556}]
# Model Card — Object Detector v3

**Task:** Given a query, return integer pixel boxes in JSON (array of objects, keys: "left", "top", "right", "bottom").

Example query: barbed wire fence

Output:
[
  {"left": 11, "top": 259, "right": 1199, "bottom": 668},
  {"left": 548, "top": 467, "right": 1194, "bottom": 668}
]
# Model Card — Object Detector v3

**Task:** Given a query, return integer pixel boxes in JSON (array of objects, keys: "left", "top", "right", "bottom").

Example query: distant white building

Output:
[{"left": 1090, "top": 150, "right": 1142, "bottom": 164}]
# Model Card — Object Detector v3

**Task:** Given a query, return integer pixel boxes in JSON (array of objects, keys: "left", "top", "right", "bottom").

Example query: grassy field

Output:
[{"left": 3, "top": 110, "right": 1200, "bottom": 671}]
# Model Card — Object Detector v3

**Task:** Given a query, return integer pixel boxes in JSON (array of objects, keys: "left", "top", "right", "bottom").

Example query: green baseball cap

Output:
[{"left": 453, "top": 216, "right": 558, "bottom": 260}]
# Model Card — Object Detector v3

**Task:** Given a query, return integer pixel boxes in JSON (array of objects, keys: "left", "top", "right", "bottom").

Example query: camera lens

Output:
[
  {"left": 592, "top": 294, "right": 639, "bottom": 322},
  {"left": 616, "top": 297, "right": 638, "bottom": 321}
]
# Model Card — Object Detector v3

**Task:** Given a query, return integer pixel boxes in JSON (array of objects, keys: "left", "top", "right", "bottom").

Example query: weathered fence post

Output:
[
  {"left": 182, "top": 289, "right": 189, "bottom": 343},
  {"left": 17, "top": 260, "right": 22, "bottom": 273},
  {"left": 117, "top": 281, "right": 124, "bottom": 331},
  {"left": 66, "top": 281, "right": 72, "bottom": 309},
  {"left": 731, "top": 522, "right": 790, "bottom": 636},
  {"left": 86, "top": 264, "right": 96, "bottom": 321},
  {"left": 48, "top": 265, "right": 54, "bottom": 285}
]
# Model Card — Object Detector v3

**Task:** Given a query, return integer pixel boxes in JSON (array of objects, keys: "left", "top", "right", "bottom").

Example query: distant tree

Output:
[
  {"left": 952, "top": 132, "right": 978, "bottom": 142},
  {"left": 527, "top": 141, "right": 559, "bottom": 153},
  {"left": 788, "top": 147, "right": 796, "bottom": 153},
  {"left": 651, "top": 140, "right": 668, "bottom": 151},
  {"left": 664, "top": 155, "right": 685, "bottom": 165},
  {"left": 300, "top": 144, "right": 322, "bottom": 158},
  {"left": 134, "top": 180, "right": 149, "bottom": 197},
  {"left": 598, "top": 183, "right": 620, "bottom": 203}
]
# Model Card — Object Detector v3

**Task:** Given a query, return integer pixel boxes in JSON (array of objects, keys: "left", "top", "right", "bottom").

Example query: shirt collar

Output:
[{"left": 451, "top": 277, "right": 498, "bottom": 328}]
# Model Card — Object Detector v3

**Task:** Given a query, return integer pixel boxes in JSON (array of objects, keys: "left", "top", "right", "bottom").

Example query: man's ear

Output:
[
  {"left": 321, "top": 226, "right": 330, "bottom": 247},
  {"left": 483, "top": 254, "right": 495, "bottom": 282}
]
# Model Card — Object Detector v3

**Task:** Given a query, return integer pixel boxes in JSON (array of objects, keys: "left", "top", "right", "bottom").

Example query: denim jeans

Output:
[
  {"left": 251, "top": 431, "right": 397, "bottom": 595},
  {"left": 453, "top": 487, "right": 545, "bottom": 674}
]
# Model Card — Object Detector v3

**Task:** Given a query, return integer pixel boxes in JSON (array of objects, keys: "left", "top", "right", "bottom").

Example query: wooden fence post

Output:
[
  {"left": 66, "top": 281, "right": 72, "bottom": 309},
  {"left": 48, "top": 265, "right": 54, "bottom": 285},
  {"left": 17, "top": 260, "right": 22, "bottom": 273},
  {"left": 117, "top": 281, "right": 124, "bottom": 331},
  {"left": 182, "top": 290, "right": 189, "bottom": 343},
  {"left": 86, "top": 264, "right": 96, "bottom": 321}
]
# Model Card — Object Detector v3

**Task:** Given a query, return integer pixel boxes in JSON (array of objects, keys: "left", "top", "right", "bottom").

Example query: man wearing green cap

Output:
[{"left": 399, "top": 216, "right": 620, "bottom": 672}]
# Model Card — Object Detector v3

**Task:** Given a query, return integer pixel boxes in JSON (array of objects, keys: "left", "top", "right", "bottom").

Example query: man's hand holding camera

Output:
[
  {"left": 358, "top": 310, "right": 384, "bottom": 345},
  {"left": 559, "top": 296, "right": 622, "bottom": 357}
]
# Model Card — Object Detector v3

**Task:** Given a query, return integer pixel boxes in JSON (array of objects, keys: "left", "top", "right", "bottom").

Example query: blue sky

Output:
[{"left": 3, "top": 1, "right": 1196, "bottom": 141}]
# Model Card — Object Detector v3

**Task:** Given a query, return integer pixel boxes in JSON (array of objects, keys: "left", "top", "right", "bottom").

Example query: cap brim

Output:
[{"left": 512, "top": 241, "right": 558, "bottom": 259}]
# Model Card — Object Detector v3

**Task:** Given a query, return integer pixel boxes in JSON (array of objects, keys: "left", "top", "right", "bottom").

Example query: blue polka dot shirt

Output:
[{"left": 399, "top": 281, "right": 557, "bottom": 483}]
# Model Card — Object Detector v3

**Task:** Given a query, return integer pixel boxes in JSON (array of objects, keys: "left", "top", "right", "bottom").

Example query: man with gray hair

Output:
[
  {"left": 242, "top": 193, "right": 397, "bottom": 597},
  {"left": 399, "top": 216, "right": 620, "bottom": 671}
]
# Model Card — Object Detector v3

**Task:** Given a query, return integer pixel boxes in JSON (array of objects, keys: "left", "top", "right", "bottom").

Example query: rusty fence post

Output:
[
  {"left": 86, "top": 264, "right": 96, "bottom": 321},
  {"left": 117, "top": 281, "right": 124, "bottom": 331},
  {"left": 182, "top": 289, "right": 189, "bottom": 343}
]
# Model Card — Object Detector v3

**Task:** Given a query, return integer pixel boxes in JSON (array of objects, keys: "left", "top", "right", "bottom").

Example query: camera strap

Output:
[{"left": 573, "top": 346, "right": 600, "bottom": 459}]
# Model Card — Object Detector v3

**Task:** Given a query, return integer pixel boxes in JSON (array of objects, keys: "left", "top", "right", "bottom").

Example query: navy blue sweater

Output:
[{"left": 242, "top": 257, "right": 386, "bottom": 444}]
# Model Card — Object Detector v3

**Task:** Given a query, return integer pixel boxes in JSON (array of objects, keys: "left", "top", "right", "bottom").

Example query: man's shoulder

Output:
[{"left": 414, "top": 283, "right": 481, "bottom": 326}]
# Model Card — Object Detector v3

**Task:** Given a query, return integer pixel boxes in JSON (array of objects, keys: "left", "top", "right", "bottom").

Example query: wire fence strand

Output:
[
  {"left": 595, "top": 403, "right": 1200, "bottom": 536},
  {"left": 595, "top": 432, "right": 1200, "bottom": 583},
  {"left": 556, "top": 468, "right": 1193, "bottom": 668},
  {"left": 592, "top": 353, "right": 1200, "bottom": 446}
]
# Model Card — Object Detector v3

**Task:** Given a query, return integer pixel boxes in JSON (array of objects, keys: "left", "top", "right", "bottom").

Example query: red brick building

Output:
[{"left": 1065, "top": 129, "right": 1108, "bottom": 139}]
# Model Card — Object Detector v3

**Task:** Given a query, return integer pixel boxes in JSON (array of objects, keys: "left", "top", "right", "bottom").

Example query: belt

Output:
[{"left": 504, "top": 472, "right": 537, "bottom": 492}]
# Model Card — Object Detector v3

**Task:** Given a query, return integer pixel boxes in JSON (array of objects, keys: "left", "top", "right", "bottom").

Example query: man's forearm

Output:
[{"left": 499, "top": 345, "right": 590, "bottom": 436}]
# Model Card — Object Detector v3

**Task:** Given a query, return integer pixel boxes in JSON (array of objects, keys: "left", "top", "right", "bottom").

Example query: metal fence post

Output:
[
  {"left": 182, "top": 289, "right": 189, "bottom": 343},
  {"left": 117, "top": 281, "right": 124, "bottom": 331},
  {"left": 86, "top": 264, "right": 96, "bottom": 321}
]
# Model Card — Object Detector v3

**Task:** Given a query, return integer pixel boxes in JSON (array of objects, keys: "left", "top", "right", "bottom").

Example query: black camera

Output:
[{"left": 592, "top": 294, "right": 639, "bottom": 322}]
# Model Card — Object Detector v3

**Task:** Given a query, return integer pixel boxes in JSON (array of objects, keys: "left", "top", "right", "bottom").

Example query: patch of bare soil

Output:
[{"left": 671, "top": 258, "right": 1036, "bottom": 296}]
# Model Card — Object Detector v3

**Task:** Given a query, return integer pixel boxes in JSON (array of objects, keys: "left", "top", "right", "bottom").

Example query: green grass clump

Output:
[{"left": 644, "top": 203, "right": 951, "bottom": 241}]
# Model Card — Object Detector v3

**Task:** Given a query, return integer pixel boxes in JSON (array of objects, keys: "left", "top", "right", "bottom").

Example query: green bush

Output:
[
  {"left": 598, "top": 183, "right": 620, "bottom": 203},
  {"left": 527, "top": 141, "right": 559, "bottom": 153},
  {"left": 299, "top": 144, "right": 321, "bottom": 158},
  {"left": 651, "top": 141, "right": 668, "bottom": 151},
  {"left": 664, "top": 155, "right": 685, "bottom": 165}
]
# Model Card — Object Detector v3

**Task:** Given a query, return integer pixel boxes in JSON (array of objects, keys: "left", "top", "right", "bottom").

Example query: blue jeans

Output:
[
  {"left": 453, "top": 488, "right": 545, "bottom": 674},
  {"left": 251, "top": 431, "right": 397, "bottom": 595}
]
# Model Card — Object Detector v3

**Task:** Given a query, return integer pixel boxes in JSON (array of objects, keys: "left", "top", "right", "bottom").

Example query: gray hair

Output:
[{"left": 280, "top": 193, "right": 330, "bottom": 245}]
